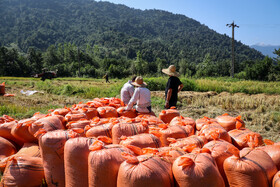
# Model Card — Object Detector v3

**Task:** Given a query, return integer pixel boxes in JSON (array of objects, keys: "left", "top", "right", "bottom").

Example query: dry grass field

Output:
[{"left": 1, "top": 78, "right": 279, "bottom": 142}]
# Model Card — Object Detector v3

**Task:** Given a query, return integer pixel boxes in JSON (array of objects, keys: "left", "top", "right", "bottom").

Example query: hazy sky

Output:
[{"left": 99, "top": 0, "right": 280, "bottom": 46}]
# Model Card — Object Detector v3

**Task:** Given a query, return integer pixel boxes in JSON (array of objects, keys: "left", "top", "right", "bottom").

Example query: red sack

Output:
[
  {"left": 159, "top": 107, "right": 180, "bottom": 123},
  {"left": 172, "top": 153, "right": 225, "bottom": 187},
  {"left": 88, "top": 144, "right": 134, "bottom": 187},
  {"left": 224, "top": 148, "right": 277, "bottom": 187},
  {"left": 118, "top": 154, "right": 174, "bottom": 187},
  {"left": 0, "top": 156, "right": 44, "bottom": 187}
]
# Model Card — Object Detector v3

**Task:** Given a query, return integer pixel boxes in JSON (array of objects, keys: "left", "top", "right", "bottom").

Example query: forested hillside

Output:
[
  {"left": 1, "top": 0, "right": 263, "bottom": 64},
  {"left": 2, "top": 0, "right": 279, "bottom": 80}
]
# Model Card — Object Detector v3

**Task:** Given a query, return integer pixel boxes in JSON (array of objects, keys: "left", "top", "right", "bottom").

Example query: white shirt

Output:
[
  {"left": 126, "top": 87, "right": 151, "bottom": 113},
  {"left": 121, "top": 81, "right": 134, "bottom": 105}
]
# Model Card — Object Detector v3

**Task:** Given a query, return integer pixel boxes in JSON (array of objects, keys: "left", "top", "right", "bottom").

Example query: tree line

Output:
[{"left": 1, "top": 44, "right": 279, "bottom": 81}]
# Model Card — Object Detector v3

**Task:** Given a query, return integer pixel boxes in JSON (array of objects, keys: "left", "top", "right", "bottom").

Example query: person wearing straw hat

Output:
[
  {"left": 125, "top": 76, "right": 152, "bottom": 113},
  {"left": 162, "top": 65, "right": 184, "bottom": 109}
]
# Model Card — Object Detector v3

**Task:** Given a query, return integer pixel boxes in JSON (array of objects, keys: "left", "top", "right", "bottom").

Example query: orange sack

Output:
[
  {"left": 0, "top": 142, "right": 41, "bottom": 172},
  {"left": 257, "top": 143, "right": 280, "bottom": 170},
  {"left": 228, "top": 128, "right": 264, "bottom": 149},
  {"left": 88, "top": 144, "right": 134, "bottom": 187},
  {"left": 195, "top": 116, "right": 217, "bottom": 131},
  {"left": 216, "top": 114, "right": 245, "bottom": 131},
  {"left": 120, "top": 133, "right": 161, "bottom": 148},
  {"left": 86, "top": 123, "right": 114, "bottom": 138},
  {"left": 203, "top": 139, "right": 240, "bottom": 187},
  {"left": 0, "top": 155, "right": 44, "bottom": 187},
  {"left": 0, "top": 121, "right": 23, "bottom": 147},
  {"left": 97, "top": 106, "right": 118, "bottom": 118},
  {"left": 64, "top": 137, "right": 97, "bottom": 187},
  {"left": 198, "top": 122, "right": 232, "bottom": 143},
  {"left": 159, "top": 107, "right": 180, "bottom": 123},
  {"left": 0, "top": 137, "right": 16, "bottom": 160},
  {"left": 273, "top": 170, "right": 280, "bottom": 187},
  {"left": 112, "top": 122, "right": 149, "bottom": 144},
  {"left": 169, "top": 115, "right": 196, "bottom": 129},
  {"left": 117, "top": 154, "right": 174, "bottom": 187},
  {"left": 152, "top": 125, "right": 194, "bottom": 146},
  {"left": 39, "top": 130, "right": 80, "bottom": 187},
  {"left": 169, "top": 135, "right": 208, "bottom": 148},
  {"left": 66, "top": 119, "right": 91, "bottom": 129},
  {"left": 172, "top": 153, "right": 225, "bottom": 187},
  {"left": 157, "top": 146, "right": 185, "bottom": 163},
  {"left": 29, "top": 115, "right": 66, "bottom": 138},
  {"left": 0, "top": 82, "right": 5, "bottom": 95},
  {"left": 11, "top": 118, "right": 38, "bottom": 143},
  {"left": 224, "top": 148, "right": 277, "bottom": 187},
  {"left": 135, "top": 114, "right": 164, "bottom": 127},
  {"left": 117, "top": 107, "right": 137, "bottom": 118}
]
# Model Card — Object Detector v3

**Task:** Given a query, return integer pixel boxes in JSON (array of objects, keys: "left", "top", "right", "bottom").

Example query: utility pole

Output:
[{"left": 226, "top": 21, "right": 239, "bottom": 78}]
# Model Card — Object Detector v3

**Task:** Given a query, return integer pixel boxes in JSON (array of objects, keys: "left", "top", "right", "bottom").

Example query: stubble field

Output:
[{"left": 1, "top": 77, "right": 279, "bottom": 141}]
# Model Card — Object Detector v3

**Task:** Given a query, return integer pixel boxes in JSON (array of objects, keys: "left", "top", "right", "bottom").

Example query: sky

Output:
[{"left": 99, "top": 0, "right": 280, "bottom": 46}]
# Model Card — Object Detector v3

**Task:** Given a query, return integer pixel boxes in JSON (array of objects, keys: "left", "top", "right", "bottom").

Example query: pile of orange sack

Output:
[{"left": 0, "top": 97, "right": 279, "bottom": 187}]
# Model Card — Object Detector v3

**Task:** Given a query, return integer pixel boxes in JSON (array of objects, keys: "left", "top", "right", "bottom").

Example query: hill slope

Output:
[
  {"left": 251, "top": 44, "right": 280, "bottom": 58},
  {"left": 0, "top": 0, "right": 264, "bottom": 63}
]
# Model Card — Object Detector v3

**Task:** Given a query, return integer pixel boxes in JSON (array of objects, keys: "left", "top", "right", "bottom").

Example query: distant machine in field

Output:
[{"left": 33, "top": 69, "right": 57, "bottom": 81}]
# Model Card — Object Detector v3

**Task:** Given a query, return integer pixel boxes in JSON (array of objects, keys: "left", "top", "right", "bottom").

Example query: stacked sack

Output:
[{"left": 0, "top": 98, "right": 279, "bottom": 187}]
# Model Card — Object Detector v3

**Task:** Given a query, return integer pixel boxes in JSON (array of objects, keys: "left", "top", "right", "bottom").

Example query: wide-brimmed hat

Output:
[
  {"left": 162, "top": 65, "right": 180, "bottom": 77},
  {"left": 131, "top": 76, "right": 147, "bottom": 87}
]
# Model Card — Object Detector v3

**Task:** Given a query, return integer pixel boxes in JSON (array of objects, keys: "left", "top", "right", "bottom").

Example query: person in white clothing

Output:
[
  {"left": 125, "top": 76, "right": 152, "bottom": 113},
  {"left": 120, "top": 75, "right": 137, "bottom": 105}
]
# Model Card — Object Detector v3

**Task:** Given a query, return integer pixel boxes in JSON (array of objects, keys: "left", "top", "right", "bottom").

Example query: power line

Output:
[{"left": 226, "top": 21, "right": 239, "bottom": 78}]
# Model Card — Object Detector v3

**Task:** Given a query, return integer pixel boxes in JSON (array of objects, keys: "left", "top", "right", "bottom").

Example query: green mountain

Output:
[{"left": 0, "top": 0, "right": 263, "bottom": 64}]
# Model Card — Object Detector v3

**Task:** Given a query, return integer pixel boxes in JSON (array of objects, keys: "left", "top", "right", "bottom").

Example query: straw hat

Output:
[
  {"left": 162, "top": 65, "right": 180, "bottom": 77},
  {"left": 131, "top": 76, "right": 147, "bottom": 87}
]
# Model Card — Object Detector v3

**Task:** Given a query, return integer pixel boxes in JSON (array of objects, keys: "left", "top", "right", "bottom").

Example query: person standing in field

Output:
[
  {"left": 103, "top": 73, "right": 110, "bottom": 83},
  {"left": 162, "top": 65, "right": 184, "bottom": 109},
  {"left": 125, "top": 76, "right": 152, "bottom": 114},
  {"left": 120, "top": 75, "right": 137, "bottom": 105}
]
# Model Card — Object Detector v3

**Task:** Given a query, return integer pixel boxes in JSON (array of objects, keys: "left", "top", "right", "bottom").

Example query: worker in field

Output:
[
  {"left": 162, "top": 65, "right": 184, "bottom": 109},
  {"left": 120, "top": 75, "right": 137, "bottom": 105},
  {"left": 125, "top": 76, "right": 152, "bottom": 114},
  {"left": 103, "top": 73, "right": 110, "bottom": 83}
]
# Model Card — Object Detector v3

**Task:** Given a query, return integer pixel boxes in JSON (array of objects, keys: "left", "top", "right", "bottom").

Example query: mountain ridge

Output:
[{"left": 0, "top": 0, "right": 264, "bottom": 64}]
